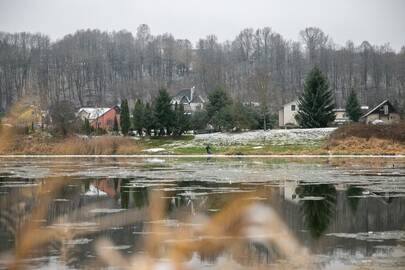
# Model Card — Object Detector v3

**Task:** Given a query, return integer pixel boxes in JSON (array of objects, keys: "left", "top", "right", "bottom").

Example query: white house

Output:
[
  {"left": 171, "top": 87, "right": 205, "bottom": 113},
  {"left": 278, "top": 100, "right": 299, "bottom": 127},
  {"left": 333, "top": 108, "right": 350, "bottom": 125},
  {"left": 279, "top": 101, "right": 361, "bottom": 127}
]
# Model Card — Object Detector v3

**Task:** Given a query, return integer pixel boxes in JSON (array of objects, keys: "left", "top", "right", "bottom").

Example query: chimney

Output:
[{"left": 190, "top": 86, "right": 195, "bottom": 102}]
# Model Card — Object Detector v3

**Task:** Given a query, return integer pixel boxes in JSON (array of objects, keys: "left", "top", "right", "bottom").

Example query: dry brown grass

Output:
[
  {"left": 95, "top": 190, "right": 312, "bottom": 270},
  {"left": 327, "top": 137, "right": 405, "bottom": 154},
  {"left": 0, "top": 98, "right": 56, "bottom": 154},
  {"left": 0, "top": 98, "right": 144, "bottom": 155},
  {"left": 2, "top": 181, "right": 312, "bottom": 270},
  {"left": 0, "top": 125, "right": 15, "bottom": 154},
  {"left": 326, "top": 122, "right": 405, "bottom": 154},
  {"left": 52, "top": 136, "right": 143, "bottom": 155},
  {"left": 0, "top": 133, "right": 56, "bottom": 154},
  {"left": 0, "top": 130, "right": 143, "bottom": 155},
  {"left": 329, "top": 122, "right": 405, "bottom": 143}
]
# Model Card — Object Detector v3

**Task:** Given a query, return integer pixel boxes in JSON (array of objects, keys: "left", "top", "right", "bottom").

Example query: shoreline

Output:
[{"left": 1, "top": 154, "right": 405, "bottom": 158}]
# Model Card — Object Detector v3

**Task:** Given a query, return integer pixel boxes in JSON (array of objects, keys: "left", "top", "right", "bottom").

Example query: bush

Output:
[
  {"left": 49, "top": 100, "right": 76, "bottom": 136},
  {"left": 211, "top": 105, "right": 234, "bottom": 131},
  {"left": 190, "top": 110, "right": 209, "bottom": 132}
]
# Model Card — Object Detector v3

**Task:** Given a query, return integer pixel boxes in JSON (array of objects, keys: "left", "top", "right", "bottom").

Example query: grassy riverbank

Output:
[
  {"left": 0, "top": 133, "right": 327, "bottom": 155},
  {"left": 1, "top": 124, "right": 405, "bottom": 155}
]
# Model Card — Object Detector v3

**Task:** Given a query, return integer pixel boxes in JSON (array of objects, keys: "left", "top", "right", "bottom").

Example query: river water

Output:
[{"left": 0, "top": 157, "right": 404, "bottom": 269}]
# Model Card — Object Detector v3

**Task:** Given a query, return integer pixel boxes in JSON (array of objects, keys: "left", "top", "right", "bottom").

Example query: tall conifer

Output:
[
  {"left": 120, "top": 99, "right": 130, "bottom": 135},
  {"left": 296, "top": 67, "right": 335, "bottom": 128},
  {"left": 346, "top": 90, "right": 362, "bottom": 122}
]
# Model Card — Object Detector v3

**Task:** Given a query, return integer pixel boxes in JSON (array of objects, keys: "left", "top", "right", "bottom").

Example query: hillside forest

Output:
[{"left": 0, "top": 25, "right": 404, "bottom": 114}]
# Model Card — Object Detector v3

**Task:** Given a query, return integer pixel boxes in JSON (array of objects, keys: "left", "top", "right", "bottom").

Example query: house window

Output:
[
  {"left": 291, "top": 105, "right": 296, "bottom": 111},
  {"left": 383, "top": 105, "right": 389, "bottom": 115},
  {"left": 107, "top": 119, "right": 113, "bottom": 127}
]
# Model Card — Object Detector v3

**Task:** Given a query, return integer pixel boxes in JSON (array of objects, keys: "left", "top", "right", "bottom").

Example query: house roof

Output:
[
  {"left": 171, "top": 87, "right": 205, "bottom": 104},
  {"left": 77, "top": 107, "right": 111, "bottom": 120},
  {"left": 362, "top": 100, "right": 396, "bottom": 118}
]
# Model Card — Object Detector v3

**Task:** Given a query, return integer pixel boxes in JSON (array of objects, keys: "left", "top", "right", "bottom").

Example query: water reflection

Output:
[
  {"left": 296, "top": 184, "right": 337, "bottom": 238},
  {"left": 1, "top": 158, "right": 405, "bottom": 269},
  {"left": 346, "top": 185, "right": 363, "bottom": 213},
  {"left": 120, "top": 178, "right": 129, "bottom": 209}
]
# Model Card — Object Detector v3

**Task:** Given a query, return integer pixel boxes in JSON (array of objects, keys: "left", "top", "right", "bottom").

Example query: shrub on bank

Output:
[
  {"left": 329, "top": 122, "right": 405, "bottom": 143},
  {"left": 326, "top": 122, "right": 405, "bottom": 154}
]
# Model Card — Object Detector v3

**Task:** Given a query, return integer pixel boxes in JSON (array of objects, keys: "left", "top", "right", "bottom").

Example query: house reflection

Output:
[
  {"left": 85, "top": 178, "right": 120, "bottom": 199},
  {"left": 84, "top": 178, "right": 151, "bottom": 210}
]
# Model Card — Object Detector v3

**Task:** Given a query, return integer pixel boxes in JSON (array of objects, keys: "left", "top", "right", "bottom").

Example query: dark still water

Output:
[{"left": 0, "top": 157, "right": 404, "bottom": 269}]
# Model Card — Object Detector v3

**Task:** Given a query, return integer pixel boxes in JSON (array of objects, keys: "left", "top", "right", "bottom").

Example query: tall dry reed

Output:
[{"left": 52, "top": 136, "right": 142, "bottom": 155}]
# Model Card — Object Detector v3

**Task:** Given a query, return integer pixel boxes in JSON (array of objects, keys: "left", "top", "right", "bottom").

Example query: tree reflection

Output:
[
  {"left": 346, "top": 185, "right": 363, "bottom": 213},
  {"left": 120, "top": 179, "right": 129, "bottom": 209},
  {"left": 296, "top": 184, "right": 337, "bottom": 238},
  {"left": 118, "top": 180, "right": 149, "bottom": 209},
  {"left": 132, "top": 187, "right": 149, "bottom": 208}
]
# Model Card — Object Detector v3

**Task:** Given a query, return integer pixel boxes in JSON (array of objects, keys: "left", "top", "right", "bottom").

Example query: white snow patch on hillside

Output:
[{"left": 193, "top": 128, "right": 336, "bottom": 146}]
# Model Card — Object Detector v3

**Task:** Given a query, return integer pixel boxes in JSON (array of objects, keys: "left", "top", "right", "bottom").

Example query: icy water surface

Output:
[{"left": 0, "top": 157, "right": 405, "bottom": 269}]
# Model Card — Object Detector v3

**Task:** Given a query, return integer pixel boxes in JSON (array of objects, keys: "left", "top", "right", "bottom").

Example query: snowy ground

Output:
[{"left": 190, "top": 128, "right": 337, "bottom": 146}]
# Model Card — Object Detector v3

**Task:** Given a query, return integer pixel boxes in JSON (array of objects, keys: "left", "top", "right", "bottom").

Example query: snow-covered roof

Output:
[{"left": 77, "top": 107, "right": 111, "bottom": 120}]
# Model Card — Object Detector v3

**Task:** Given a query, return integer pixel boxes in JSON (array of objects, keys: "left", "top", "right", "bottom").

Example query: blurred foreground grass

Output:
[{"left": 0, "top": 175, "right": 312, "bottom": 270}]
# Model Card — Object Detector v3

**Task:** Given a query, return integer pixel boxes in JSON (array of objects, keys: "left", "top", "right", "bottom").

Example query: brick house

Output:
[{"left": 77, "top": 106, "right": 120, "bottom": 130}]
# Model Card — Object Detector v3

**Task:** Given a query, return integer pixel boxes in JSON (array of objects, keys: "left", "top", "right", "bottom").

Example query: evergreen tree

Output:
[
  {"left": 154, "top": 88, "right": 174, "bottom": 136},
  {"left": 112, "top": 115, "right": 119, "bottom": 134},
  {"left": 206, "top": 87, "right": 232, "bottom": 119},
  {"left": 173, "top": 103, "right": 190, "bottom": 136},
  {"left": 231, "top": 102, "right": 259, "bottom": 131},
  {"left": 346, "top": 90, "right": 362, "bottom": 122},
  {"left": 211, "top": 105, "right": 234, "bottom": 131},
  {"left": 83, "top": 118, "right": 92, "bottom": 135},
  {"left": 206, "top": 87, "right": 233, "bottom": 131},
  {"left": 144, "top": 102, "right": 155, "bottom": 136},
  {"left": 296, "top": 67, "right": 335, "bottom": 128},
  {"left": 120, "top": 99, "right": 130, "bottom": 135},
  {"left": 190, "top": 110, "right": 209, "bottom": 132},
  {"left": 133, "top": 99, "right": 145, "bottom": 136}
]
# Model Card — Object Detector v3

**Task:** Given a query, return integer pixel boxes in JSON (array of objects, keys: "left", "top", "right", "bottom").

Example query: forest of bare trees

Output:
[{"left": 0, "top": 24, "right": 404, "bottom": 114}]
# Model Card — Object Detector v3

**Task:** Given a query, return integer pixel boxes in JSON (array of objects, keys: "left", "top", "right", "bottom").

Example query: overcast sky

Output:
[{"left": 0, "top": 0, "right": 404, "bottom": 50}]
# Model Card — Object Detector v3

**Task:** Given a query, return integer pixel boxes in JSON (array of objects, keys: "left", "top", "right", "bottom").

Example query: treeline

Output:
[
  {"left": 118, "top": 87, "right": 275, "bottom": 137},
  {"left": 125, "top": 89, "right": 190, "bottom": 136},
  {"left": 0, "top": 25, "right": 405, "bottom": 114}
]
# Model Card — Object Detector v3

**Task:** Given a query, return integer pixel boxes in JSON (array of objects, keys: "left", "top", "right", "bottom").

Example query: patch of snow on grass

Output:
[
  {"left": 143, "top": 148, "right": 166, "bottom": 153},
  {"left": 193, "top": 128, "right": 336, "bottom": 146}
]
